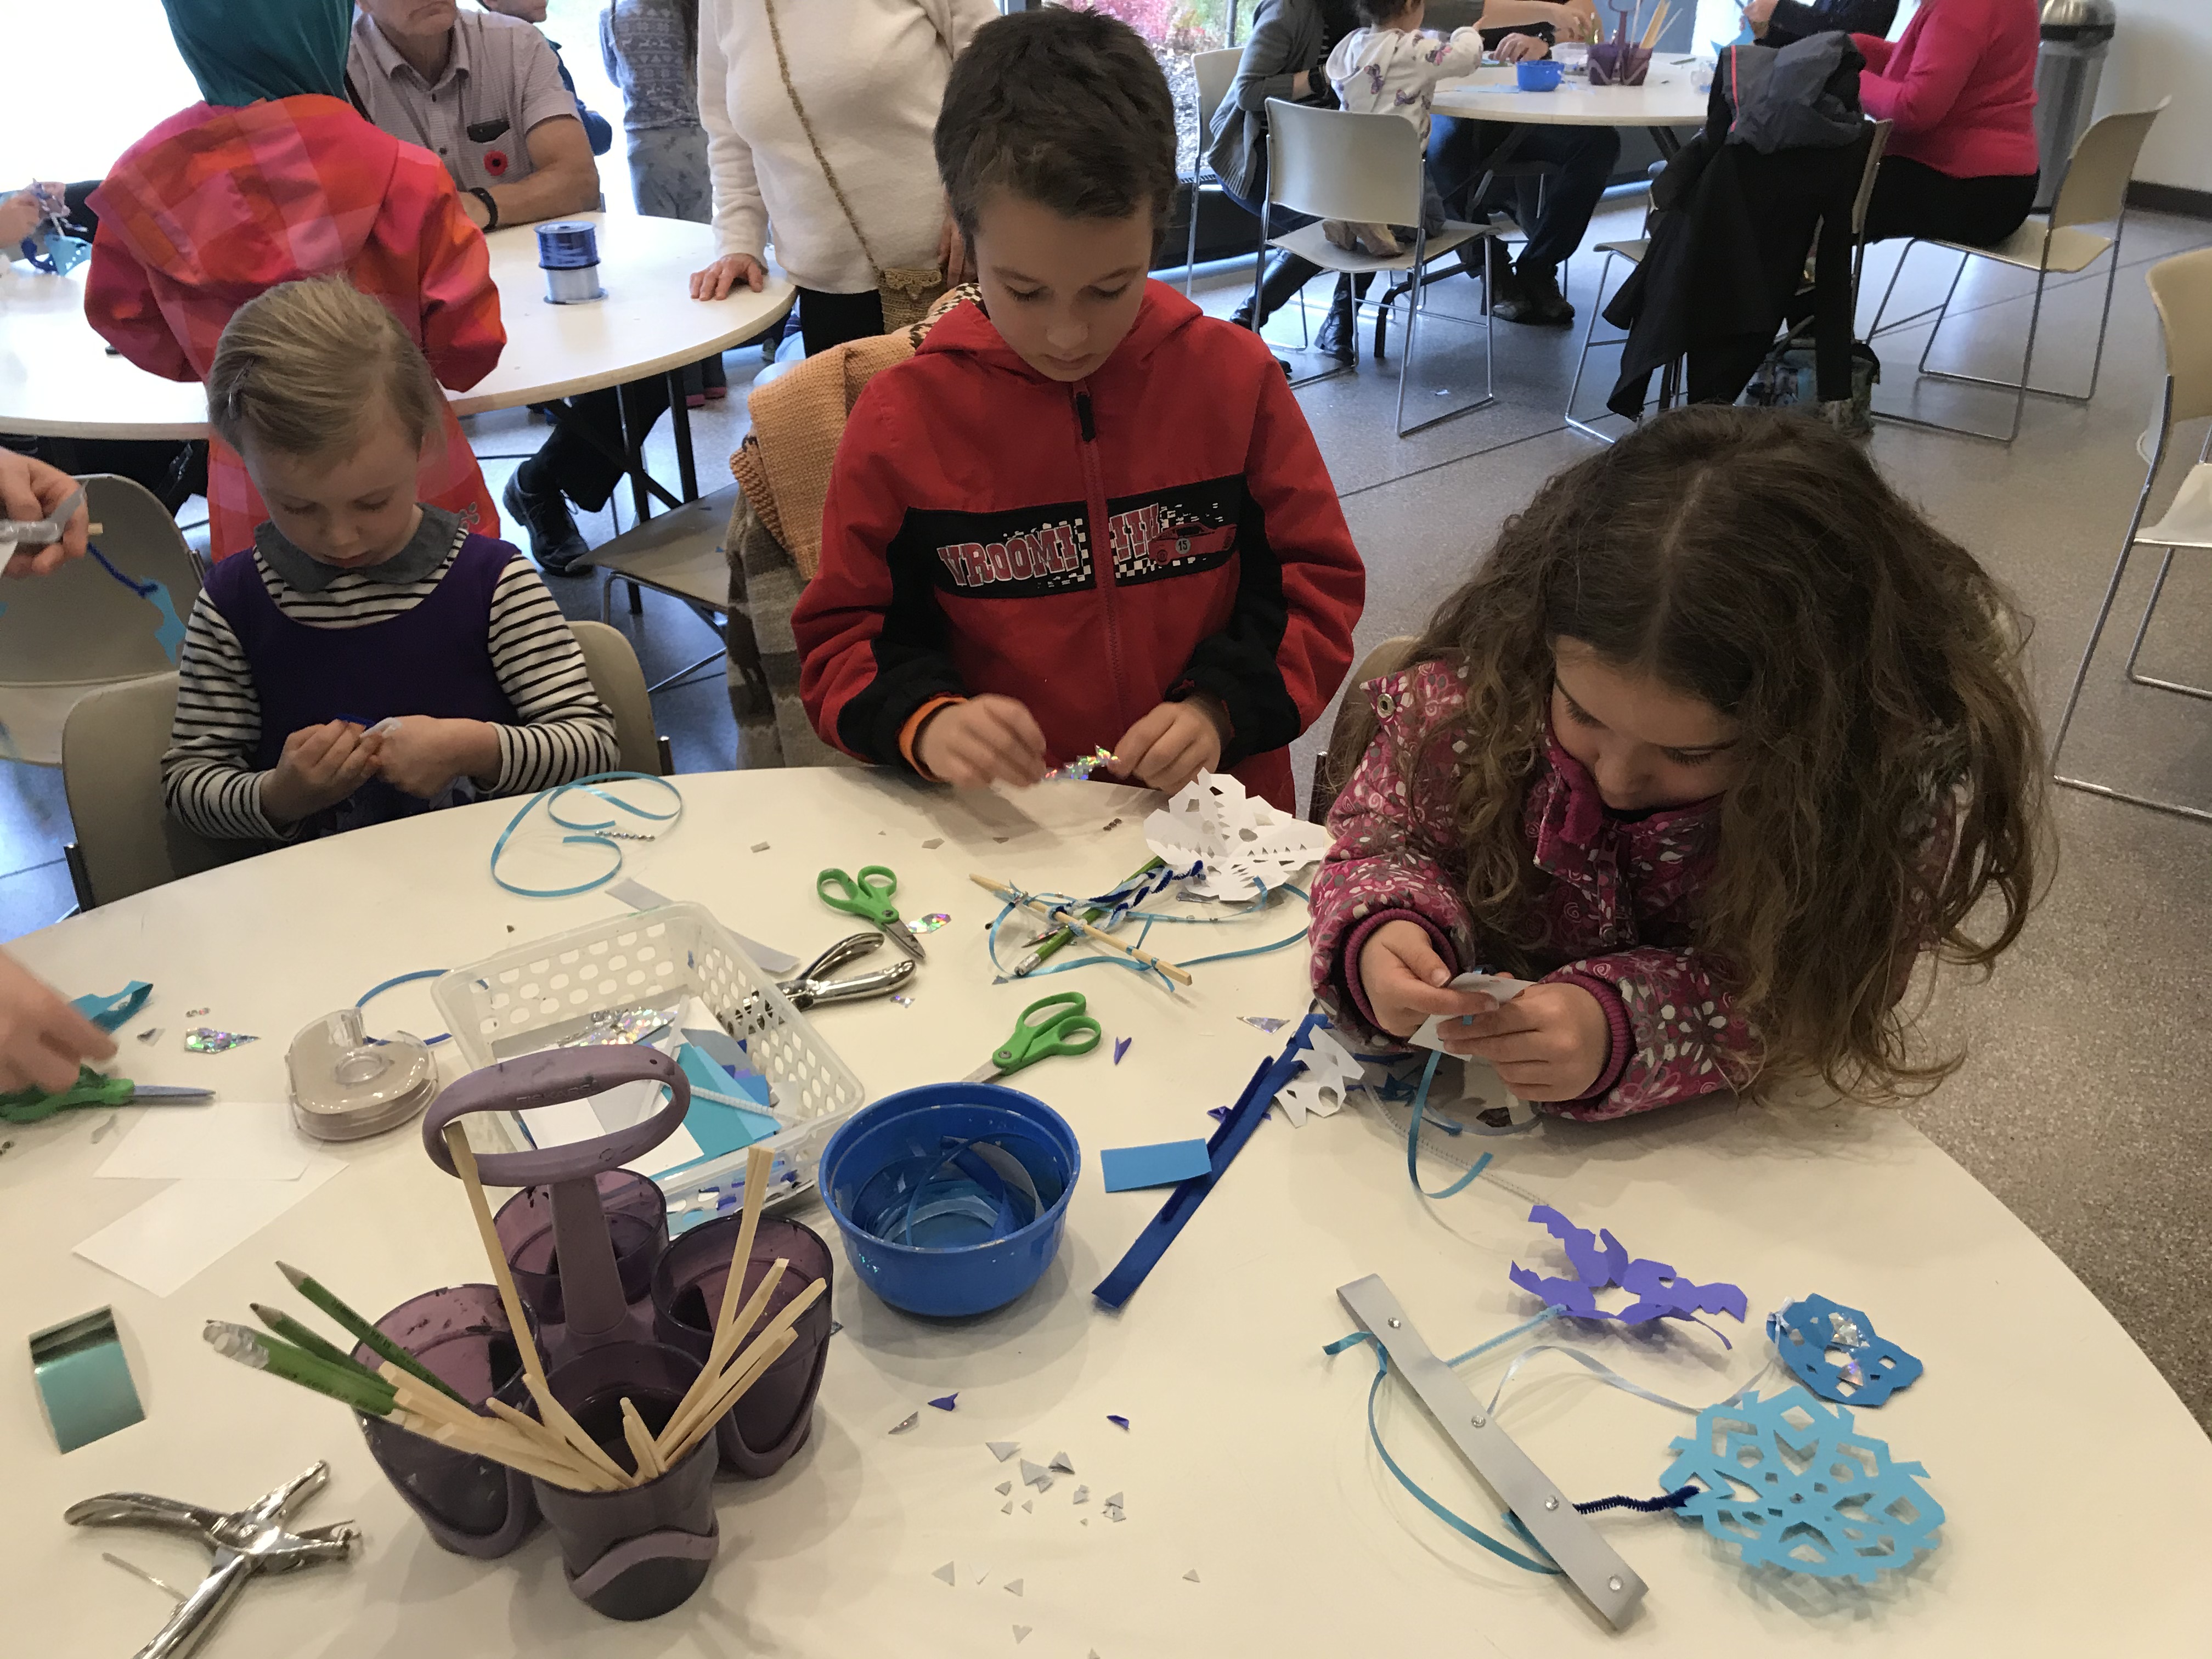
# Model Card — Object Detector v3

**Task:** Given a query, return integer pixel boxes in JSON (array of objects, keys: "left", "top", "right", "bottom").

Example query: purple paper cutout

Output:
[
  {"left": 929, "top": 1393, "right": 958, "bottom": 1410},
  {"left": 1107, "top": 1414, "right": 1130, "bottom": 1430},
  {"left": 1113, "top": 1037, "right": 1132, "bottom": 1065},
  {"left": 1508, "top": 1205, "right": 1745, "bottom": 1334}
]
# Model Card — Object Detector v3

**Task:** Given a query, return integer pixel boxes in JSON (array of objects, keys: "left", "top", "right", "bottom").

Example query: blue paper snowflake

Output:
[
  {"left": 1767, "top": 1294, "right": 1923, "bottom": 1406},
  {"left": 1507, "top": 1204, "right": 1746, "bottom": 1333},
  {"left": 1661, "top": 1387, "right": 1944, "bottom": 1583}
]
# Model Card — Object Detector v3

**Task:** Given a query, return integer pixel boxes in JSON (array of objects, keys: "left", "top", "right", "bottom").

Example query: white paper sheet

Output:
[
  {"left": 74, "top": 1159, "right": 346, "bottom": 1297},
  {"left": 94, "top": 1101, "right": 312, "bottom": 1183},
  {"left": 1412, "top": 972, "right": 1537, "bottom": 1051}
]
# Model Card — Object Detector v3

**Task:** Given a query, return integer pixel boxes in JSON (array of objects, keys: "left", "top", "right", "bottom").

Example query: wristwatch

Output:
[{"left": 468, "top": 187, "right": 501, "bottom": 232}]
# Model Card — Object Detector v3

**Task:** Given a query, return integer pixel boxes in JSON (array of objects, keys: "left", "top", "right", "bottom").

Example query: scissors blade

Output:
[
  {"left": 961, "top": 1061, "right": 1003, "bottom": 1084},
  {"left": 884, "top": 919, "right": 928, "bottom": 963},
  {"left": 128, "top": 1086, "right": 217, "bottom": 1102}
]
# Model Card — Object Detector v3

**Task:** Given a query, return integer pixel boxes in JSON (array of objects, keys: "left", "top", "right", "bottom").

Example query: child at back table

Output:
[
  {"left": 1311, "top": 406, "right": 2047, "bottom": 1119},
  {"left": 162, "top": 278, "right": 617, "bottom": 843},
  {"left": 792, "top": 7, "right": 1364, "bottom": 812}
]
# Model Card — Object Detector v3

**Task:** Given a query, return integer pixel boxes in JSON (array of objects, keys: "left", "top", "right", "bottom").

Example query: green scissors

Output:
[
  {"left": 0, "top": 1065, "right": 214, "bottom": 1125},
  {"left": 964, "top": 992, "right": 1103, "bottom": 1082},
  {"left": 817, "top": 865, "right": 927, "bottom": 962}
]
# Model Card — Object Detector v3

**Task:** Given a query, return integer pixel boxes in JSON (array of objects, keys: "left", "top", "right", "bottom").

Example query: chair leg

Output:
[
  {"left": 1867, "top": 238, "right": 1914, "bottom": 337},
  {"left": 2083, "top": 217, "right": 2127, "bottom": 405},
  {"left": 1564, "top": 249, "right": 1626, "bottom": 444},
  {"left": 600, "top": 570, "right": 613, "bottom": 625},
  {"left": 2049, "top": 537, "right": 2140, "bottom": 786},
  {"left": 2004, "top": 264, "right": 2049, "bottom": 445},
  {"left": 2117, "top": 545, "right": 2212, "bottom": 700},
  {"left": 1184, "top": 162, "right": 1202, "bottom": 296},
  {"left": 1393, "top": 234, "right": 1497, "bottom": 438},
  {"left": 1915, "top": 250, "right": 1970, "bottom": 376}
]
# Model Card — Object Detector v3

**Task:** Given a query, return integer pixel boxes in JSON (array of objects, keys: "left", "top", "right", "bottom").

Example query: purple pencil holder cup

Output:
[
  {"left": 496, "top": 1170, "right": 669, "bottom": 1330},
  {"left": 1588, "top": 41, "right": 1652, "bottom": 85},
  {"left": 650, "top": 1215, "right": 834, "bottom": 1478},
  {"left": 352, "top": 1283, "right": 543, "bottom": 1557},
  {"left": 531, "top": 1341, "right": 720, "bottom": 1620}
]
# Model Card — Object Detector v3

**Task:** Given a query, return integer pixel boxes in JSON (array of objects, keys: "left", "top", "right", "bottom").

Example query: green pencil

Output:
[
  {"left": 275, "top": 1261, "right": 467, "bottom": 1404},
  {"left": 250, "top": 1301, "right": 386, "bottom": 1384},
  {"left": 1014, "top": 856, "right": 1166, "bottom": 977},
  {"left": 204, "top": 1321, "right": 398, "bottom": 1417}
]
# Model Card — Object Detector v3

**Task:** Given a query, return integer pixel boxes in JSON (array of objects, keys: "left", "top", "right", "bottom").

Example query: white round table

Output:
[
  {"left": 2, "top": 769, "right": 2205, "bottom": 1657},
  {"left": 0, "top": 210, "right": 791, "bottom": 504},
  {"left": 1432, "top": 61, "right": 1711, "bottom": 131}
]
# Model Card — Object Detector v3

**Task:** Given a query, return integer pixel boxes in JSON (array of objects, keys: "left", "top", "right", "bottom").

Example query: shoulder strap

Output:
[{"left": 760, "top": 0, "right": 888, "bottom": 285}]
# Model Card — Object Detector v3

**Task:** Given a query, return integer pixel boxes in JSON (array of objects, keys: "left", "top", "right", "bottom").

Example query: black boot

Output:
[
  {"left": 1314, "top": 274, "right": 1369, "bottom": 363},
  {"left": 1232, "top": 251, "right": 1323, "bottom": 331},
  {"left": 503, "top": 457, "right": 590, "bottom": 576},
  {"left": 1494, "top": 259, "right": 1574, "bottom": 328}
]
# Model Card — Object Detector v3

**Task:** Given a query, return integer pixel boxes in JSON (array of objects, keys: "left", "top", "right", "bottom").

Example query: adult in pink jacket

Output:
[{"left": 1855, "top": 0, "right": 2041, "bottom": 249}]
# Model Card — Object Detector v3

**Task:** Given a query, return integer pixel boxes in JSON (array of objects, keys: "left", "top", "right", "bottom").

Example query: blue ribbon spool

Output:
[
  {"left": 538, "top": 221, "right": 603, "bottom": 304},
  {"left": 820, "top": 1085, "right": 1080, "bottom": 1317}
]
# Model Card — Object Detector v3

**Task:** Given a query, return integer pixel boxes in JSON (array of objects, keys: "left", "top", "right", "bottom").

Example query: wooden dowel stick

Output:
[
  {"left": 661, "top": 1330, "right": 796, "bottom": 1469},
  {"left": 620, "top": 1398, "right": 666, "bottom": 1481},
  {"left": 442, "top": 1122, "right": 633, "bottom": 1487},
  {"left": 661, "top": 1146, "right": 776, "bottom": 1439},
  {"left": 969, "top": 876, "right": 1194, "bottom": 986},
  {"left": 481, "top": 1397, "right": 620, "bottom": 1485},
  {"left": 657, "top": 1274, "right": 823, "bottom": 1458},
  {"left": 1640, "top": 3, "right": 1668, "bottom": 48},
  {"left": 390, "top": 1375, "right": 610, "bottom": 1489},
  {"left": 655, "top": 1260, "right": 788, "bottom": 1460},
  {"left": 388, "top": 1409, "right": 610, "bottom": 1492}
]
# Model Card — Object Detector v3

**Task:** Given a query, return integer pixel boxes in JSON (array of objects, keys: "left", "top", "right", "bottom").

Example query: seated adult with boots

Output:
[
  {"left": 1426, "top": 0, "right": 1613, "bottom": 328},
  {"left": 350, "top": 0, "right": 629, "bottom": 577}
]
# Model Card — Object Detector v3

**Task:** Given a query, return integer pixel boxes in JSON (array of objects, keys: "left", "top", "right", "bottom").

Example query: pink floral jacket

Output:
[{"left": 1309, "top": 660, "right": 1752, "bottom": 1120}]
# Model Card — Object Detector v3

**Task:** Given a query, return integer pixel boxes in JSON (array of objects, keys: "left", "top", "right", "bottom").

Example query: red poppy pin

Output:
[{"left": 484, "top": 149, "right": 511, "bottom": 177}]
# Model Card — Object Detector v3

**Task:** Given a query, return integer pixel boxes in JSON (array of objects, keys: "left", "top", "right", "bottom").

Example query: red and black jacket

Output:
[{"left": 793, "top": 280, "right": 1365, "bottom": 811}]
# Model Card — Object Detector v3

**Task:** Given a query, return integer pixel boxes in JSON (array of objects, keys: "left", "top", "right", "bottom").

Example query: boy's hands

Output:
[
  {"left": 1356, "top": 922, "right": 1611, "bottom": 1102},
  {"left": 375, "top": 717, "right": 501, "bottom": 799},
  {"left": 1108, "top": 697, "right": 1227, "bottom": 796},
  {"left": 0, "top": 949, "right": 115, "bottom": 1095},
  {"left": 916, "top": 696, "right": 1047, "bottom": 788},
  {"left": 261, "top": 721, "right": 384, "bottom": 827}
]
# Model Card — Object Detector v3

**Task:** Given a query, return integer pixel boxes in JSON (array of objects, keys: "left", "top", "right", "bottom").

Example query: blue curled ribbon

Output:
[
  {"left": 489, "top": 771, "right": 684, "bottom": 898},
  {"left": 983, "top": 870, "right": 1312, "bottom": 990},
  {"left": 1405, "top": 1048, "right": 1493, "bottom": 1198},
  {"left": 354, "top": 968, "right": 452, "bottom": 1047}
]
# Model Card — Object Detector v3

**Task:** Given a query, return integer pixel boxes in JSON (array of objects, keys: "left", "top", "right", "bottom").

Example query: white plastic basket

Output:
[{"left": 433, "top": 903, "right": 866, "bottom": 1220}]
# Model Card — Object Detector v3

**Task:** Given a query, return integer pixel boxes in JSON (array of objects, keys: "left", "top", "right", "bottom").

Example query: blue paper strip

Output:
[
  {"left": 1091, "top": 1012, "right": 1325, "bottom": 1310},
  {"left": 676, "top": 1045, "right": 780, "bottom": 1157},
  {"left": 70, "top": 982, "right": 151, "bottom": 1034},
  {"left": 1100, "top": 1139, "right": 1212, "bottom": 1192}
]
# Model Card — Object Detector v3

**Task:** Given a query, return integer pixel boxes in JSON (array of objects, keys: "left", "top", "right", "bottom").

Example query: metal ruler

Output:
[{"left": 1337, "top": 1273, "right": 1649, "bottom": 1629}]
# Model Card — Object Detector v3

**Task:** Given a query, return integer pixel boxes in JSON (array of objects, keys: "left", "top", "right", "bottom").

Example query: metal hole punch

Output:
[{"left": 735, "top": 932, "right": 917, "bottom": 1022}]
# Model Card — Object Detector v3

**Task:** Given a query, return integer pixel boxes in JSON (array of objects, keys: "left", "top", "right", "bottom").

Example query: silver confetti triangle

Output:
[
  {"left": 932, "top": 1562, "right": 956, "bottom": 1585},
  {"left": 889, "top": 1412, "right": 919, "bottom": 1434}
]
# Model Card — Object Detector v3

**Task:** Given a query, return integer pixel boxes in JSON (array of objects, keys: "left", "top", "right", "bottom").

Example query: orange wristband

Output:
[{"left": 899, "top": 695, "right": 967, "bottom": 780}]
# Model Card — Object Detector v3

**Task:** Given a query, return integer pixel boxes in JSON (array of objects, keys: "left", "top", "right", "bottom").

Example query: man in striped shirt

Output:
[{"left": 163, "top": 278, "right": 616, "bottom": 843}]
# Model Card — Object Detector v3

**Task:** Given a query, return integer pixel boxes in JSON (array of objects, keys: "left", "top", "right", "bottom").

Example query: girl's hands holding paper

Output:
[
  {"left": 1440, "top": 981, "right": 1610, "bottom": 1101},
  {"left": 375, "top": 716, "right": 500, "bottom": 799},
  {"left": 0, "top": 949, "right": 114, "bottom": 1094},
  {"left": 261, "top": 720, "right": 385, "bottom": 827},
  {"left": 1357, "top": 920, "right": 1498, "bottom": 1039}
]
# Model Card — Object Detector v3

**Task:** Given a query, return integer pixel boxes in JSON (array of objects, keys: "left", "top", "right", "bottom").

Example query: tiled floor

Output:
[{"left": 7, "top": 200, "right": 2211, "bottom": 1429}]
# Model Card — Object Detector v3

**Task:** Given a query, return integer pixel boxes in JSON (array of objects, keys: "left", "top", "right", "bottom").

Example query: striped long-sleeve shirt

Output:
[{"left": 163, "top": 522, "right": 618, "bottom": 841}]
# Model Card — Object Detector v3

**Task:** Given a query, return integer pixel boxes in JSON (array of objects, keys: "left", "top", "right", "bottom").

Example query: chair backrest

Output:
[
  {"left": 1194, "top": 47, "right": 1243, "bottom": 144},
  {"left": 569, "top": 620, "right": 665, "bottom": 776},
  {"left": 0, "top": 474, "right": 201, "bottom": 691},
  {"left": 61, "top": 673, "right": 246, "bottom": 908},
  {"left": 1263, "top": 99, "right": 1424, "bottom": 227},
  {"left": 2050, "top": 101, "right": 2168, "bottom": 232},
  {"left": 1850, "top": 120, "right": 1893, "bottom": 239},
  {"left": 1310, "top": 634, "right": 1421, "bottom": 822},
  {"left": 2147, "top": 246, "right": 2212, "bottom": 429}
]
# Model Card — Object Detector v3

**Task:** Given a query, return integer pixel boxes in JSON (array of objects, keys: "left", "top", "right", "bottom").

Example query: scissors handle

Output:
[
  {"left": 0, "top": 1066, "right": 132, "bottom": 1122},
  {"left": 991, "top": 992, "right": 1103, "bottom": 1075},
  {"left": 817, "top": 865, "right": 901, "bottom": 924}
]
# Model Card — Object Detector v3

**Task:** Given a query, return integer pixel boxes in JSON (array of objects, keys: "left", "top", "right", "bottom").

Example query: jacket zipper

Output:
[{"left": 1071, "top": 383, "right": 1128, "bottom": 732}]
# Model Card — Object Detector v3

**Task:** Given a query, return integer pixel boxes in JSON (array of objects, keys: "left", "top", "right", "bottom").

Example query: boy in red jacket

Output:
[{"left": 792, "top": 7, "right": 1365, "bottom": 813}]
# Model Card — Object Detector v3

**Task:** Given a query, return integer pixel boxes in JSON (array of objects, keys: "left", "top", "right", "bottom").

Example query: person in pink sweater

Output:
[
  {"left": 1855, "top": 0, "right": 2041, "bottom": 248},
  {"left": 1307, "top": 407, "right": 2047, "bottom": 1120}
]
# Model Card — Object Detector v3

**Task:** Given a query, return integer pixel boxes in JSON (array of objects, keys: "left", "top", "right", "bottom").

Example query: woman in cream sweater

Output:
[{"left": 687, "top": 0, "right": 995, "bottom": 354}]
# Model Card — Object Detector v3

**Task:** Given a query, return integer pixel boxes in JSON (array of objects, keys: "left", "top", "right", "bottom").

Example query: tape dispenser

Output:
[{"left": 287, "top": 1008, "right": 438, "bottom": 1140}]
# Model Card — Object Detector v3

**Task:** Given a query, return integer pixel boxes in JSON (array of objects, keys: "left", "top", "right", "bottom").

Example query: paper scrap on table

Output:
[
  {"left": 1411, "top": 971, "right": 1537, "bottom": 1052},
  {"left": 602, "top": 881, "right": 801, "bottom": 975},
  {"left": 987, "top": 1440, "right": 1020, "bottom": 1462},
  {"left": 95, "top": 1101, "right": 311, "bottom": 1183},
  {"left": 1143, "top": 771, "right": 1331, "bottom": 900},
  {"left": 1101, "top": 1139, "right": 1212, "bottom": 1192},
  {"left": 1509, "top": 1204, "right": 1746, "bottom": 1334},
  {"left": 75, "top": 1159, "right": 345, "bottom": 1297},
  {"left": 928, "top": 1393, "right": 958, "bottom": 1411},
  {"left": 933, "top": 1562, "right": 956, "bottom": 1585}
]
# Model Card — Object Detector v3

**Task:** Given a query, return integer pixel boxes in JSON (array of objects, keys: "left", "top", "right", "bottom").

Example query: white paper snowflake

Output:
[
  {"left": 1272, "top": 1025, "right": 1364, "bottom": 1126},
  {"left": 1144, "top": 772, "right": 1331, "bottom": 900}
]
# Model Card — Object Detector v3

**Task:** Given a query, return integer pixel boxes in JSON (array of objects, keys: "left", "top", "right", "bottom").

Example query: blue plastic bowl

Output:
[
  {"left": 1516, "top": 58, "right": 1564, "bottom": 91},
  {"left": 819, "top": 1084, "right": 1080, "bottom": 1318}
]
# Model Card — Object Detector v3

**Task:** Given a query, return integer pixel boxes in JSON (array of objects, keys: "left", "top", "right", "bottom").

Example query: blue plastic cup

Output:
[
  {"left": 1516, "top": 57, "right": 1564, "bottom": 91},
  {"left": 819, "top": 1084, "right": 1080, "bottom": 1317}
]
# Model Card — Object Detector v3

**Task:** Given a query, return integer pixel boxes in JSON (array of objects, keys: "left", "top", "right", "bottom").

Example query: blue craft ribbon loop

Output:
[
  {"left": 1405, "top": 1048, "right": 1493, "bottom": 1198},
  {"left": 355, "top": 969, "right": 452, "bottom": 1047},
  {"left": 489, "top": 771, "right": 683, "bottom": 898}
]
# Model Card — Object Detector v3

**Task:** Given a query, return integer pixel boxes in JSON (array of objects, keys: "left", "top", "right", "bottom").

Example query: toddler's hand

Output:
[
  {"left": 0, "top": 950, "right": 115, "bottom": 1094},
  {"left": 1108, "top": 698, "right": 1226, "bottom": 796},
  {"left": 1356, "top": 920, "right": 1496, "bottom": 1038},
  {"left": 376, "top": 717, "right": 500, "bottom": 799},
  {"left": 916, "top": 695, "right": 1047, "bottom": 788},
  {"left": 261, "top": 721, "right": 383, "bottom": 827},
  {"left": 1440, "top": 981, "right": 1610, "bottom": 1101}
]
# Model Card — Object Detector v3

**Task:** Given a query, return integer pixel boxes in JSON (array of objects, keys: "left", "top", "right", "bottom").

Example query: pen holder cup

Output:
[
  {"left": 820, "top": 1084, "right": 1080, "bottom": 1318},
  {"left": 353, "top": 1283, "right": 543, "bottom": 1557},
  {"left": 497, "top": 1171, "right": 669, "bottom": 1330},
  {"left": 1588, "top": 42, "right": 1652, "bottom": 86},
  {"left": 531, "top": 1342, "right": 719, "bottom": 1620},
  {"left": 651, "top": 1216, "right": 834, "bottom": 1477},
  {"left": 1516, "top": 58, "right": 1564, "bottom": 91}
]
